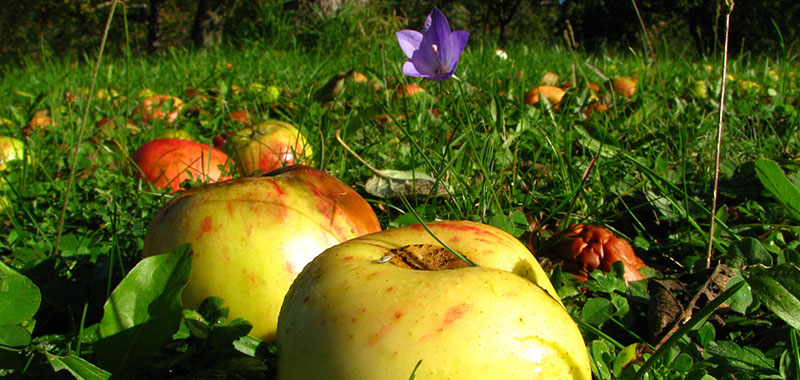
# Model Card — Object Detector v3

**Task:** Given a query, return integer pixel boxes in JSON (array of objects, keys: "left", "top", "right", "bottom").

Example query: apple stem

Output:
[{"left": 396, "top": 193, "right": 478, "bottom": 268}]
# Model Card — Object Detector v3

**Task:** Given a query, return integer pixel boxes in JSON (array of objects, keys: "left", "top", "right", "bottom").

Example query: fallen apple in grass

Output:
[
  {"left": 154, "top": 129, "right": 195, "bottom": 141},
  {"left": 223, "top": 120, "right": 312, "bottom": 175},
  {"left": 554, "top": 224, "right": 647, "bottom": 282},
  {"left": 608, "top": 76, "right": 638, "bottom": 98},
  {"left": 134, "top": 95, "right": 184, "bottom": 124},
  {"left": 277, "top": 220, "right": 590, "bottom": 380},
  {"left": 524, "top": 85, "right": 566, "bottom": 106},
  {"left": 142, "top": 165, "right": 381, "bottom": 340},
  {"left": 132, "top": 138, "right": 233, "bottom": 193},
  {"left": 0, "top": 136, "right": 25, "bottom": 171}
]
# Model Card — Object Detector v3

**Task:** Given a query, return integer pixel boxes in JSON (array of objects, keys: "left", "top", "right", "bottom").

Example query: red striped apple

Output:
[
  {"left": 278, "top": 220, "right": 590, "bottom": 380},
  {"left": 142, "top": 165, "right": 381, "bottom": 340},
  {"left": 132, "top": 138, "right": 233, "bottom": 194},
  {"left": 223, "top": 120, "right": 312, "bottom": 175}
]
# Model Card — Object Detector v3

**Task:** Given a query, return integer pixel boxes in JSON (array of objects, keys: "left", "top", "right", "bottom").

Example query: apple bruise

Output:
[{"left": 385, "top": 244, "right": 471, "bottom": 271}]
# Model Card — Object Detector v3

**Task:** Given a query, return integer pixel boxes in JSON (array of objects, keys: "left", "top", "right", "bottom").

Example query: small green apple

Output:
[
  {"left": 223, "top": 120, "right": 312, "bottom": 175},
  {"left": 0, "top": 136, "right": 25, "bottom": 171},
  {"left": 277, "top": 220, "right": 590, "bottom": 380},
  {"left": 142, "top": 165, "right": 381, "bottom": 340},
  {"left": 689, "top": 80, "right": 709, "bottom": 99}
]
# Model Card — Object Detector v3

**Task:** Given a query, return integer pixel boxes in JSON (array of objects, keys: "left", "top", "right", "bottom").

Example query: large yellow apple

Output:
[
  {"left": 142, "top": 165, "right": 380, "bottom": 340},
  {"left": 223, "top": 120, "right": 312, "bottom": 175},
  {"left": 277, "top": 220, "right": 590, "bottom": 380}
]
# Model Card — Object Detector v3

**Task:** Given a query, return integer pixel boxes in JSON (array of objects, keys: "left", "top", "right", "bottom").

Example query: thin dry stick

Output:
[
  {"left": 54, "top": 1, "right": 118, "bottom": 256},
  {"left": 630, "top": 0, "right": 655, "bottom": 62},
  {"left": 706, "top": 1, "right": 734, "bottom": 268}
]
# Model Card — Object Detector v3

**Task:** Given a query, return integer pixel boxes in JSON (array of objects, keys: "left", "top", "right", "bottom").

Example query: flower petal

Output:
[
  {"left": 443, "top": 30, "right": 469, "bottom": 69},
  {"left": 396, "top": 30, "right": 423, "bottom": 59},
  {"left": 402, "top": 61, "right": 426, "bottom": 78},
  {"left": 428, "top": 8, "right": 452, "bottom": 52}
]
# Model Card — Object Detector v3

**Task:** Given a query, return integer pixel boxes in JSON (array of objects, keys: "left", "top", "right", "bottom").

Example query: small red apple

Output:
[
  {"left": 397, "top": 83, "right": 426, "bottom": 98},
  {"left": 223, "top": 120, "right": 312, "bottom": 175},
  {"left": 132, "top": 138, "right": 233, "bottom": 193},
  {"left": 524, "top": 85, "right": 566, "bottom": 106}
]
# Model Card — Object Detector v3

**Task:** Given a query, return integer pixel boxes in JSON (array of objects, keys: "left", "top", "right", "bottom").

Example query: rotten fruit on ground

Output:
[
  {"left": 608, "top": 76, "right": 638, "bottom": 98},
  {"left": 0, "top": 136, "right": 25, "bottom": 171},
  {"left": 134, "top": 95, "right": 184, "bottom": 124},
  {"left": 132, "top": 138, "right": 233, "bottom": 193},
  {"left": 277, "top": 220, "right": 590, "bottom": 380},
  {"left": 524, "top": 85, "right": 566, "bottom": 106},
  {"left": 396, "top": 83, "right": 427, "bottom": 98},
  {"left": 554, "top": 224, "right": 646, "bottom": 282},
  {"left": 223, "top": 120, "right": 312, "bottom": 175},
  {"left": 142, "top": 165, "right": 381, "bottom": 340}
]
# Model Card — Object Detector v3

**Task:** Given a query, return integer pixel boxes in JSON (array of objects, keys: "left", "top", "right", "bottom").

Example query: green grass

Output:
[{"left": 1, "top": 5, "right": 800, "bottom": 379}]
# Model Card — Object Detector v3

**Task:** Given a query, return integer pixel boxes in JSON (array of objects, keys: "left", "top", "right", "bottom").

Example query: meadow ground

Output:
[{"left": 0, "top": 7, "right": 799, "bottom": 379}]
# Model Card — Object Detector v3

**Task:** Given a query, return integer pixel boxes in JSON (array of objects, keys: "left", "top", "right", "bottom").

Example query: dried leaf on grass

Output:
[{"left": 364, "top": 169, "right": 448, "bottom": 199}]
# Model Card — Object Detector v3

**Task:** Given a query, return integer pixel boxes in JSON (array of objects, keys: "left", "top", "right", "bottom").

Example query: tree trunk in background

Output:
[
  {"left": 147, "top": 0, "right": 165, "bottom": 54},
  {"left": 192, "top": 0, "right": 230, "bottom": 47}
]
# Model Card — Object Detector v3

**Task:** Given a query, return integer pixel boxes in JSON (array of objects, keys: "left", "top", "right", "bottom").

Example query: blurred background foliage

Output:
[{"left": 0, "top": 0, "right": 797, "bottom": 69}]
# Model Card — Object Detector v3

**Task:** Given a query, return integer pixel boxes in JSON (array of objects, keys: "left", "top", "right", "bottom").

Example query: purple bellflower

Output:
[{"left": 396, "top": 8, "right": 469, "bottom": 81}]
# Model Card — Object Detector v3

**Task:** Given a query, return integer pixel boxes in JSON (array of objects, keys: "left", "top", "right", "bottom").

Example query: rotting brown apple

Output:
[
  {"left": 142, "top": 165, "right": 381, "bottom": 340},
  {"left": 554, "top": 224, "right": 647, "bottom": 282},
  {"left": 277, "top": 220, "right": 590, "bottom": 380}
]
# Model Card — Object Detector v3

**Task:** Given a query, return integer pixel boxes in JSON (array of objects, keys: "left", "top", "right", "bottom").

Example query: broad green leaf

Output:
[
  {"left": 197, "top": 296, "right": 229, "bottom": 324},
  {"left": 612, "top": 343, "right": 638, "bottom": 376},
  {"left": 746, "top": 264, "right": 800, "bottom": 330},
  {"left": 0, "top": 273, "right": 41, "bottom": 325},
  {"left": 672, "top": 352, "right": 694, "bottom": 373},
  {"left": 46, "top": 352, "right": 112, "bottom": 380},
  {"left": 582, "top": 297, "right": 613, "bottom": 326},
  {"left": 94, "top": 244, "right": 192, "bottom": 373},
  {"left": 233, "top": 335, "right": 270, "bottom": 359},
  {"left": 589, "top": 339, "right": 614, "bottom": 380},
  {"left": 207, "top": 318, "right": 252, "bottom": 347},
  {"left": 754, "top": 158, "right": 800, "bottom": 222},
  {"left": 725, "top": 275, "right": 753, "bottom": 314},
  {"left": 0, "top": 324, "right": 31, "bottom": 347},
  {"left": 727, "top": 237, "right": 772, "bottom": 268},
  {"left": 706, "top": 341, "right": 774, "bottom": 372}
]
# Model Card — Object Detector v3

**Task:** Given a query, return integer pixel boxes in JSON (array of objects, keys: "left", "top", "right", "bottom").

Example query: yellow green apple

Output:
[
  {"left": 223, "top": 120, "right": 312, "bottom": 175},
  {"left": 689, "top": 80, "right": 709, "bottom": 99},
  {"left": 154, "top": 129, "right": 195, "bottom": 141},
  {"left": 0, "top": 136, "right": 25, "bottom": 171},
  {"left": 277, "top": 220, "right": 590, "bottom": 380},
  {"left": 142, "top": 165, "right": 381, "bottom": 340}
]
